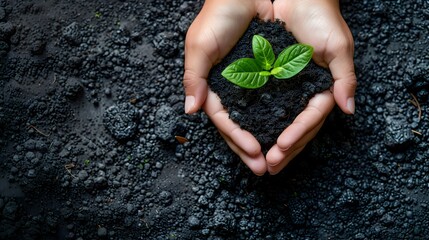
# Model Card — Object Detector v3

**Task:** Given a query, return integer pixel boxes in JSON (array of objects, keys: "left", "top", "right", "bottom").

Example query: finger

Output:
[
  {"left": 183, "top": 0, "right": 260, "bottom": 114},
  {"left": 183, "top": 47, "right": 211, "bottom": 114},
  {"left": 274, "top": 90, "right": 334, "bottom": 155},
  {"left": 266, "top": 113, "right": 325, "bottom": 174},
  {"left": 204, "top": 90, "right": 267, "bottom": 175},
  {"left": 219, "top": 132, "right": 267, "bottom": 176},
  {"left": 329, "top": 54, "right": 357, "bottom": 115},
  {"left": 183, "top": 12, "right": 219, "bottom": 114},
  {"left": 272, "top": 0, "right": 289, "bottom": 23},
  {"left": 203, "top": 90, "right": 262, "bottom": 157},
  {"left": 267, "top": 144, "right": 305, "bottom": 175},
  {"left": 321, "top": 14, "right": 356, "bottom": 115},
  {"left": 255, "top": 0, "right": 274, "bottom": 21}
]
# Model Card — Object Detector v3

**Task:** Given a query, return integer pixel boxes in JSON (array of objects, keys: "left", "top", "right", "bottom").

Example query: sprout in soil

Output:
[{"left": 221, "top": 34, "right": 314, "bottom": 89}]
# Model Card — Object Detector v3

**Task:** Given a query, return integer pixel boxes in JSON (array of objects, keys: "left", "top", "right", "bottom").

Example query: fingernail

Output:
[
  {"left": 279, "top": 145, "right": 291, "bottom": 152},
  {"left": 347, "top": 97, "right": 355, "bottom": 114},
  {"left": 185, "top": 95, "right": 195, "bottom": 114}
]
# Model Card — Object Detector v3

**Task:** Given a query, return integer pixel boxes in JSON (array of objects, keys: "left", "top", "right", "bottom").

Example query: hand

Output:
[
  {"left": 183, "top": 0, "right": 273, "bottom": 175},
  {"left": 274, "top": 0, "right": 357, "bottom": 114},
  {"left": 266, "top": 0, "right": 357, "bottom": 174}
]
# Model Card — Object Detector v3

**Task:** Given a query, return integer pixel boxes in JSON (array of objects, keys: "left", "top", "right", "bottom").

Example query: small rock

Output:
[
  {"left": 381, "top": 213, "right": 394, "bottom": 226},
  {"left": 65, "top": 78, "right": 83, "bottom": 100},
  {"left": 372, "top": 162, "right": 390, "bottom": 175},
  {"left": 229, "top": 111, "right": 242, "bottom": 122},
  {"left": 97, "top": 227, "right": 107, "bottom": 237},
  {"left": 153, "top": 31, "right": 179, "bottom": 57},
  {"left": 355, "top": 233, "right": 366, "bottom": 239},
  {"left": 63, "top": 22, "right": 81, "bottom": 45},
  {"left": 126, "top": 204, "right": 135, "bottom": 214},
  {"left": 384, "top": 115, "right": 414, "bottom": 150},
  {"left": 30, "top": 39, "right": 46, "bottom": 55},
  {"left": 344, "top": 178, "right": 358, "bottom": 189},
  {"left": 337, "top": 189, "right": 357, "bottom": 208},
  {"left": 155, "top": 162, "right": 163, "bottom": 169},
  {"left": 159, "top": 191, "right": 172, "bottom": 206},
  {"left": 103, "top": 103, "right": 139, "bottom": 141},
  {"left": 154, "top": 105, "right": 179, "bottom": 143},
  {"left": 25, "top": 151, "right": 35, "bottom": 160},
  {"left": 212, "top": 209, "right": 235, "bottom": 230},
  {"left": 77, "top": 170, "right": 89, "bottom": 180},
  {"left": 198, "top": 195, "right": 208, "bottom": 206},
  {"left": 68, "top": 56, "right": 82, "bottom": 69},
  {"left": 94, "top": 177, "right": 107, "bottom": 189},
  {"left": 104, "top": 88, "right": 112, "bottom": 97},
  {"left": 188, "top": 216, "right": 200, "bottom": 228},
  {"left": 0, "top": 22, "right": 15, "bottom": 41},
  {"left": 27, "top": 169, "right": 36, "bottom": 178}
]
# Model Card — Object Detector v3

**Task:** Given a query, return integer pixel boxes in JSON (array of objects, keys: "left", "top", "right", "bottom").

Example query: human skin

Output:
[
  {"left": 183, "top": 0, "right": 356, "bottom": 175},
  {"left": 266, "top": 0, "right": 356, "bottom": 174},
  {"left": 183, "top": 0, "right": 273, "bottom": 176}
]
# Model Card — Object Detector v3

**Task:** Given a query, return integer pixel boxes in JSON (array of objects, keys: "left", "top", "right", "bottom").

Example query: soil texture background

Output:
[{"left": 1, "top": 0, "right": 429, "bottom": 239}]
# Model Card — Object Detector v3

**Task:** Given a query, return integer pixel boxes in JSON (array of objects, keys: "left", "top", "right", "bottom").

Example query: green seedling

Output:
[
  {"left": 95, "top": 11, "right": 102, "bottom": 18},
  {"left": 84, "top": 159, "right": 90, "bottom": 166},
  {"left": 222, "top": 34, "right": 313, "bottom": 89},
  {"left": 137, "top": 163, "right": 144, "bottom": 169}
]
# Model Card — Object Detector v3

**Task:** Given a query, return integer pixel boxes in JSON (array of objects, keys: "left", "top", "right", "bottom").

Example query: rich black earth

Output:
[
  {"left": 209, "top": 20, "right": 332, "bottom": 151},
  {"left": 1, "top": 0, "right": 429, "bottom": 239}
]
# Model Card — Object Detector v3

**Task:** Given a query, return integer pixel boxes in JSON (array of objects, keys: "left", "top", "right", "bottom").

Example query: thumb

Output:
[
  {"left": 183, "top": 0, "right": 272, "bottom": 114},
  {"left": 183, "top": 17, "right": 220, "bottom": 114},
  {"left": 326, "top": 16, "right": 357, "bottom": 115},
  {"left": 183, "top": 46, "right": 212, "bottom": 114},
  {"left": 329, "top": 54, "right": 357, "bottom": 115}
]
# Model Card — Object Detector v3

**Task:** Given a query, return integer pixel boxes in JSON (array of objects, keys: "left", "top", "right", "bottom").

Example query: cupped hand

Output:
[
  {"left": 266, "top": 0, "right": 357, "bottom": 174},
  {"left": 266, "top": 91, "right": 335, "bottom": 174},
  {"left": 183, "top": 0, "right": 273, "bottom": 175},
  {"left": 274, "top": 0, "right": 357, "bottom": 114}
]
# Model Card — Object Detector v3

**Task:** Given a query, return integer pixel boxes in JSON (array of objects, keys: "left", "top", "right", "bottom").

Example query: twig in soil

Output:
[
  {"left": 411, "top": 129, "right": 422, "bottom": 135},
  {"left": 140, "top": 218, "right": 149, "bottom": 228},
  {"left": 64, "top": 163, "right": 77, "bottom": 179},
  {"left": 408, "top": 93, "right": 422, "bottom": 120},
  {"left": 129, "top": 97, "right": 137, "bottom": 104},
  {"left": 52, "top": 73, "right": 57, "bottom": 84},
  {"left": 175, "top": 135, "right": 189, "bottom": 144},
  {"left": 28, "top": 125, "right": 50, "bottom": 137}
]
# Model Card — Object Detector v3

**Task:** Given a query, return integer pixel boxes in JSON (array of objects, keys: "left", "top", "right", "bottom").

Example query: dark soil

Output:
[
  {"left": 1, "top": 0, "right": 429, "bottom": 239},
  {"left": 209, "top": 20, "right": 332, "bottom": 151}
]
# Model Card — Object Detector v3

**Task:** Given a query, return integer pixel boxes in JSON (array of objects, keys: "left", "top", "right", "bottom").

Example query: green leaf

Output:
[
  {"left": 273, "top": 44, "right": 313, "bottom": 79},
  {"left": 221, "top": 58, "right": 269, "bottom": 89},
  {"left": 252, "top": 35, "right": 275, "bottom": 71}
]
